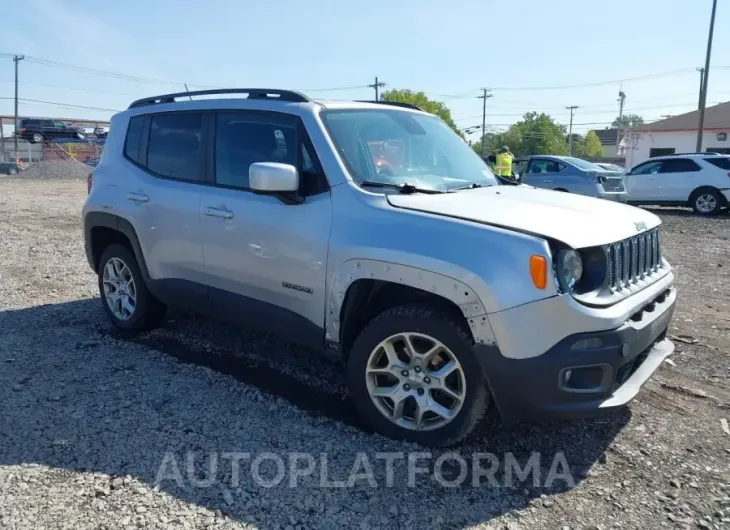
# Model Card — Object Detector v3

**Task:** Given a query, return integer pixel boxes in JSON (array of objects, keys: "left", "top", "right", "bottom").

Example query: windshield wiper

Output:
[
  {"left": 448, "top": 182, "right": 488, "bottom": 192},
  {"left": 359, "top": 181, "right": 445, "bottom": 194}
]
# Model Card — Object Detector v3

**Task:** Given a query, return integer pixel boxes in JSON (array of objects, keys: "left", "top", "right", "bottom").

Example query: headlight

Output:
[{"left": 556, "top": 249, "right": 583, "bottom": 291}]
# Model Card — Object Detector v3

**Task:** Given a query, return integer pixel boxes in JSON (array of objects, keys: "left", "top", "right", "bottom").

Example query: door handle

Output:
[
  {"left": 204, "top": 207, "right": 234, "bottom": 220},
  {"left": 126, "top": 192, "right": 149, "bottom": 203},
  {"left": 543, "top": 179, "right": 553, "bottom": 183}
]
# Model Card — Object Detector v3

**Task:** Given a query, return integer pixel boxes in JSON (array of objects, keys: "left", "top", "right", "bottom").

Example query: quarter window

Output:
[
  {"left": 147, "top": 113, "right": 203, "bottom": 181},
  {"left": 124, "top": 116, "right": 145, "bottom": 163},
  {"left": 215, "top": 113, "right": 298, "bottom": 189},
  {"left": 705, "top": 157, "right": 730, "bottom": 170}
]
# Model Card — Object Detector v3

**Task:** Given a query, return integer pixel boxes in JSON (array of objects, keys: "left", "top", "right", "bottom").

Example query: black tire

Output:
[
  {"left": 8, "top": 167, "right": 18, "bottom": 175},
  {"left": 97, "top": 244, "right": 166, "bottom": 331},
  {"left": 31, "top": 133, "right": 44, "bottom": 144},
  {"left": 690, "top": 188, "right": 724, "bottom": 216},
  {"left": 554, "top": 188, "right": 569, "bottom": 192},
  {"left": 347, "top": 304, "right": 491, "bottom": 447}
]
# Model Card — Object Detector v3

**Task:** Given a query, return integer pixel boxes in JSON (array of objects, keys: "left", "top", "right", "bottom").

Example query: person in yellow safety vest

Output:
[{"left": 494, "top": 146, "right": 514, "bottom": 178}]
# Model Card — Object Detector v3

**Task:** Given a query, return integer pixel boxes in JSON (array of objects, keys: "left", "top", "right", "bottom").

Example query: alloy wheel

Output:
[
  {"left": 102, "top": 257, "right": 137, "bottom": 321},
  {"left": 695, "top": 194, "right": 717, "bottom": 214},
  {"left": 365, "top": 332, "right": 466, "bottom": 431}
]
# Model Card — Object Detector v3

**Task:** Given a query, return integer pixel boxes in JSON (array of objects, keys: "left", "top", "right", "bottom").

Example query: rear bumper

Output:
[
  {"left": 476, "top": 287, "right": 675, "bottom": 422},
  {"left": 598, "top": 190, "right": 628, "bottom": 202}
]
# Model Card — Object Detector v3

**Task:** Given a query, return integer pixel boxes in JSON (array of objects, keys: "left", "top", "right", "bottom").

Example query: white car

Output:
[{"left": 625, "top": 154, "right": 730, "bottom": 215}]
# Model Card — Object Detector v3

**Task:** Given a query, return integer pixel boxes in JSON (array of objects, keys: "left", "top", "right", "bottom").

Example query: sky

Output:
[{"left": 1, "top": 0, "right": 729, "bottom": 138}]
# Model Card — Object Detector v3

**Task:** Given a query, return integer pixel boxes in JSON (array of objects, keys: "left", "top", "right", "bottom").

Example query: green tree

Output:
[
  {"left": 583, "top": 130, "right": 604, "bottom": 158},
  {"left": 611, "top": 114, "right": 644, "bottom": 129},
  {"left": 474, "top": 112, "right": 568, "bottom": 157},
  {"left": 380, "top": 89, "right": 460, "bottom": 134}
]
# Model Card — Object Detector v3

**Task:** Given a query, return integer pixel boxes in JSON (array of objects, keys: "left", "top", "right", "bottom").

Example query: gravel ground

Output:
[
  {"left": 0, "top": 179, "right": 728, "bottom": 530},
  {"left": 9, "top": 159, "right": 91, "bottom": 181}
]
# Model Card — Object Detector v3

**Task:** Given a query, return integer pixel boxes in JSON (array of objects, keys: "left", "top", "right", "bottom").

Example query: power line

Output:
[
  {"left": 0, "top": 97, "right": 121, "bottom": 112},
  {"left": 0, "top": 53, "right": 374, "bottom": 94}
]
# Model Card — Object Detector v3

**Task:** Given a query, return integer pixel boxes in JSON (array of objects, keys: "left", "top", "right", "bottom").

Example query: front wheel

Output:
[
  {"left": 691, "top": 189, "right": 724, "bottom": 215},
  {"left": 347, "top": 304, "right": 491, "bottom": 447},
  {"left": 98, "top": 244, "right": 166, "bottom": 331},
  {"left": 31, "top": 133, "right": 44, "bottom": 144}
]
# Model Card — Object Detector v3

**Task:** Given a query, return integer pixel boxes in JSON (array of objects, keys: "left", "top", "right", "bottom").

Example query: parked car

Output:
[
  {"left": 596, "top": 162, "right": 625, "bottom": 173},
  {"left": 513, "top": 155, "right": 627, "bottom": 201},
  {"left": 83, "top": 88, "right": 676, "bottom": 446},
  {"left": 94, "top": 127, "right": 108, "bottom": 139},
  {"left": 0, "top": 161, "right": 21, "bottom": 175},
  {"left": 625, "top": 154, "right": 730, "bottom": 215},
  {"left": 17, "top": 118, "right": 85, "bottom": 143}
]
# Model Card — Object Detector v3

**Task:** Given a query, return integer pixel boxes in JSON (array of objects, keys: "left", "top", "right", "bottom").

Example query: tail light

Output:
[{"left": 87, "top": 173, "right": 93, "bottom": 194}]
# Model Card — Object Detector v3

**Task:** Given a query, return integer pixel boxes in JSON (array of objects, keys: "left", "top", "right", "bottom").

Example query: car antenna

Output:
[{"left": 184, "top": 84, "right": 193, "bottom": 101}]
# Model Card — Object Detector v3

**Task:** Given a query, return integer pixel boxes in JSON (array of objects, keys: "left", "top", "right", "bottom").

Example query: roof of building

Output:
[
  {"left": 632, "top": 101, "right": 730, "bottom": 132},
  {"left": 590, "top": 128, "right": 619, "bottom": 145}
]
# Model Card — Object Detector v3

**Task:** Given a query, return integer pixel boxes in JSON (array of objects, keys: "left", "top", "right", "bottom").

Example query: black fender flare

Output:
[{"left": 84, "top": 212, "right": 151, "bottom": 283}]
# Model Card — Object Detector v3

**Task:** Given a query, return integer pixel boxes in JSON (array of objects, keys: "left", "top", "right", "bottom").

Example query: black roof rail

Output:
[
  {"left": 356, "top": 100, "right": 424, "bottom": 111},
  {"left": 128, "top": 88, "right": 310, "bottom": 109}
]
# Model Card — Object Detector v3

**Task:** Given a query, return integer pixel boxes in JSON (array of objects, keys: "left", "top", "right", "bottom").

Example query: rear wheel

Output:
[
  {"left": 98, "top": 244, "right": 166, "bottom": 331},
  {"left": 8, "top": 167, "right": 17, "bottom": 175},
  {"left": 31, "top": 132, "right": 44, "bottom": 143},
  {"left": 690, "top": 188, "right": 724, "bottom": 215},
  {"left": 347, "top": 304, "right": 491, "bottom": 447}
]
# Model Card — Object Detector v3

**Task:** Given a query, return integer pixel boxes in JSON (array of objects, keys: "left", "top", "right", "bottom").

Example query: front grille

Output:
[
  {"left": 601, "top": 178, "right": 625, "bottom": 192},
  {"left": 606, "top": 228, "right": 662, "bottom": 291}
]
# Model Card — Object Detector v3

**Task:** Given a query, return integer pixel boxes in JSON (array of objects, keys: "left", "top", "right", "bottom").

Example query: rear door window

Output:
[
  {"left": 529, "top": 159, "right": 564, "bottom": 174},
  {"left": 146, "top": 113, "right": 204, "bottom": 181},
  {"left": 659, "top": 159, "right": 701, "bottom": 173}
]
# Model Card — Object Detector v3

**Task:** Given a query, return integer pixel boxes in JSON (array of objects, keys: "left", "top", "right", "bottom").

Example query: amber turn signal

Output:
[{"left": 530, "top": 255, "right": 548, "bottom": 289}]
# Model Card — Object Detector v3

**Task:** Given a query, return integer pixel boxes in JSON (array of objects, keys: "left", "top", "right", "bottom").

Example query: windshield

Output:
[
  {"left": 321, "top": 109, "right": 498, "bottom": 192},
  {"left": 563, "top": 157, "right": 605, "bottom": 171}
]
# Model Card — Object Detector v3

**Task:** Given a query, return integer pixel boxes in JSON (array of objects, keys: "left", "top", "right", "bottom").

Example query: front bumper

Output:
[{"left": 477, "top": 287, "right": 676, "bottom": 422}]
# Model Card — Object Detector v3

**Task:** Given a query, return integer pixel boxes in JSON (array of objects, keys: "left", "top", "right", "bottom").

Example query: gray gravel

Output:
[
  {"left": 12, "top": 159, "right": 91, "bottom": 181},
  {"left": 0, "top": 178, "right": 729, "bottom": 530}
]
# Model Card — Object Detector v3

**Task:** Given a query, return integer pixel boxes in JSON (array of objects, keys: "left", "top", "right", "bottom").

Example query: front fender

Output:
[{"left": 325, "top": 258, "right": 498, "bottom": 347}]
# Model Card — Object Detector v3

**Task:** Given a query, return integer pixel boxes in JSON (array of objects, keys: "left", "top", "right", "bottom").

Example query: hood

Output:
[{"left": 386, "top": 185, "right": 660, "bottom": 248}]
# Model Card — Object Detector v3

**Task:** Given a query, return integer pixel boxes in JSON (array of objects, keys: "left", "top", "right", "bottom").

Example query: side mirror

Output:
[
  {"left": 249, "top": 162, "right": 302, "bottom": 204},
  {"left": 249, "top": 162, "right": 298, "bottom": 191}
]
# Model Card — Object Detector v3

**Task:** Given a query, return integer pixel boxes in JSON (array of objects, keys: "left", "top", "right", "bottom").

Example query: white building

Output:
[{"left": 624, "top": 101, "right": 730, "bottom": 168}]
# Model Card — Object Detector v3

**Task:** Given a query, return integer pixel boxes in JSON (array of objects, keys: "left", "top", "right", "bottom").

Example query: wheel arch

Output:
[
  {"left": 689, "top": 185, "right": 727, "bottom": 205},
  {"left": 328, "top": 259, "right": 496, "bottom": 356},
  {"left": 84, "top": 212, "right": 151, "bottom": 282}
]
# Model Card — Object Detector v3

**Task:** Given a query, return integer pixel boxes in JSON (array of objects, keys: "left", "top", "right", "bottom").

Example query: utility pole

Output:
[
  {"left": 566, "top": 106, "right": 578, "bottom": 156},
  {"left": 368, "top": 77, "right": 386, "bottom": 101},
  {"left": 696, "top": 0, "right": 718, "bottom": 152},
  {"left": 477, "top": 88, "right": 492, "bottom": 157},
  {"left": 13, "top": 55, "right": 25, "bottom": 160},
  {"left": 616, "top": 87, "right": 626, "bottom": 153},
  {"left": 617, "top": 88, "right": 626, "bottom": 120},
  {"left": 696, "top": 67, "right": 705, "bottom": 110}
]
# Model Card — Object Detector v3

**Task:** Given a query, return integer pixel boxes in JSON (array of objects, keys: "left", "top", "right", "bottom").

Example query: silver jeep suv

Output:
[{"left": 83, "top": 88, "right": 676, "bottom": 447}]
